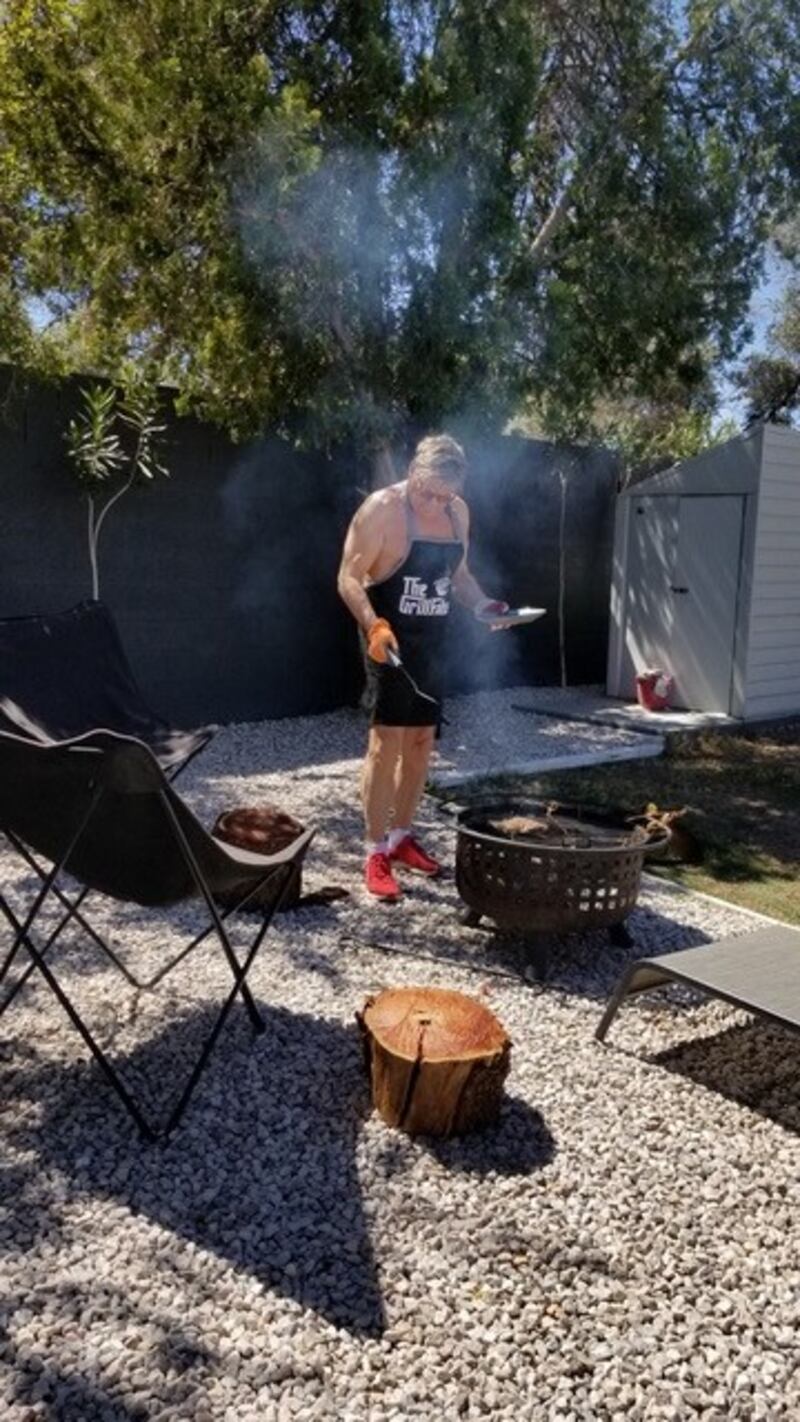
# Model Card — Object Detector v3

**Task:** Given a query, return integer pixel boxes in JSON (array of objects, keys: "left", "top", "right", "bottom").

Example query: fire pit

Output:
[{"left": 455, "top": 800, "right": 668, "bottom": 953}]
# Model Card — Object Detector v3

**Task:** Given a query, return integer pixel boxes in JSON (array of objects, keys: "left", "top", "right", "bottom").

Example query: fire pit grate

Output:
[{"left": 455, "top": 800, "right": 668, "bottom": 940}]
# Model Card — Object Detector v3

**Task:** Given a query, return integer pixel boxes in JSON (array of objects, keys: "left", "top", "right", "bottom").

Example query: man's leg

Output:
[
  {"left": 362, "top": 725, "right": 404, "bottom": 899},
  {"left": 388, "top": 726, "right": 442, "bottom": 878},
  {"left": 361, "top": 725, "right": 404, "bottom": 842},
  {"left": 392, "top": 725, "right": 436, "bottom": 829}
]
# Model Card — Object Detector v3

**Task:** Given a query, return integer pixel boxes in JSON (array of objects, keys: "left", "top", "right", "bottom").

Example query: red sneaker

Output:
[
  {"left": 389, "top": 835, "right": 442, "bottom": 877},
  {"left": 365, "top": 851, "right": 401, "bottom": 900}
]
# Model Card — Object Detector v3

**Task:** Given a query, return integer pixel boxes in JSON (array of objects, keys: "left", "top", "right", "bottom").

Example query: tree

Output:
[
  {"left": 65, "top": 378, "right": 168, "bottom": 600},
  {"left": 513, "top": 364, "right": 737, "bottom": 684},
  {"left": 1, "top": 0, "right": 799, "bottom": 476},
  {"left": 735, "top": 216, "right": 800, "bottom": 426},
  {"left": 736, "top": 353, "right": 800, "bottom": 426}
]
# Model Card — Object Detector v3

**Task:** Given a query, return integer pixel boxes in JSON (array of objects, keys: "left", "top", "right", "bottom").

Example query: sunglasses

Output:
[{"left": 415, "top": 482, "right": 462, "bottom": 506}]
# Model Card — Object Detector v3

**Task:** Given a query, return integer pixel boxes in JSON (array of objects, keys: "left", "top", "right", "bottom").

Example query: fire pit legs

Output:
[
  {"left": 608, "top": 921, "right": 634, "bottom": 949},
  {"left": 527, "top": 939, "right": 550, "bottom": 982},
  {"left": 457, "top": 904, "right": 552, "bottom": 981}
]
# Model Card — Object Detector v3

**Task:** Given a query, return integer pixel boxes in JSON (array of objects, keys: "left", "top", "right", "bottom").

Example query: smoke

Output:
[
  {"left": 232, "top": 119, "right": 502, "bottom": 444},
  {"left": 228, "top": 119, "right": 563, "bottom": 702}
]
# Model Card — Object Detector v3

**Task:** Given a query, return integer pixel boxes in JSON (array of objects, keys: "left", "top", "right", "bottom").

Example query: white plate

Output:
[{"left": 475, "top": 605, "right": 547, "bottom": 627}]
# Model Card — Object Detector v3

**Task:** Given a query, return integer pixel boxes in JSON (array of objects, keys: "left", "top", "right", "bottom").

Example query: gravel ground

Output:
[
  {"left": 1, "top": 695, "right": 799, "bottom": 1422},
  {"left": 431, "top": 690, "right": 662, "bottom": 783}
]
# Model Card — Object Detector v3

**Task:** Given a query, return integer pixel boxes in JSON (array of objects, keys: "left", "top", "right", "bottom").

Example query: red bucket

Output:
[{"left": 635, "top": 669, "right": 673, "bottom": 711}]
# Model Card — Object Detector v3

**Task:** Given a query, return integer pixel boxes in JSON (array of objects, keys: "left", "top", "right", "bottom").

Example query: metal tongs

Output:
[{"left": 386, "top": 645, "right": 444, "bottom": 717}]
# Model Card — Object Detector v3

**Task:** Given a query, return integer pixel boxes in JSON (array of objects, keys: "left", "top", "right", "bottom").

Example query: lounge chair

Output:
[
  {"left": 0, "top": 727, "right": 314, "bottom": 1139},
  {"left": 0, "top": 598, "right": 215, "bottom": 775},
  {"left": 596, "top": 924, "right": 800, "bottom": 1044}
]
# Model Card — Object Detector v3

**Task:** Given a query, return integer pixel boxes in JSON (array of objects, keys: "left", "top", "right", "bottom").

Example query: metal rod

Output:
[{"left": 386, "top": 645, "right": 446, "bottom": 719}]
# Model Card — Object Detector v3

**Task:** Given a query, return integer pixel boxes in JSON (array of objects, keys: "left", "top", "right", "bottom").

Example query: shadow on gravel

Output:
[
  {"left": 463, "top": 908, "right": 714, "bottom": 1004},
  {"left": 368, "top": 1094, "right": 555, "bottom": 1182},
  {"left": 424, "top": 1095, "right": 556, "bottom": 1176},
  {"left": 0, "top": 1003, "right": 386, "bottom": 1338},
  {"left": 2, "top": 1348, "right": 150, "bottom": 1422},
  {"left": 0, "top": 1276, "right": 226, "bottom": 1419},
  {"left": 649, "top": 1018, "right": 800, "bottom": 1134}
]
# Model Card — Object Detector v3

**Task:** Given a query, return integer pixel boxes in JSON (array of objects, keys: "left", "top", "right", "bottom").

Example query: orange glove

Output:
[{"left": 367, "top": 618, "right": 399, "bottom": 664}]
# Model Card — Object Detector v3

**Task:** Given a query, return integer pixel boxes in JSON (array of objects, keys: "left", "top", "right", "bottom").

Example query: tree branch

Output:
[{"left": 527, "top": 0, "right": 744, "bottom": 269}]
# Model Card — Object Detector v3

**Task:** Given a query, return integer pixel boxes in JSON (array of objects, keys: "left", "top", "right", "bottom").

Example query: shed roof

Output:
[{"left": 620, "top": 424, "right": 768, "bottom": 498}]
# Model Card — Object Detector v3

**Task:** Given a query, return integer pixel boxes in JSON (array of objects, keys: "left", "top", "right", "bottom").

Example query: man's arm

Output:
[{"left": 337, "top": 497, "right": 384, "bottom": 632}]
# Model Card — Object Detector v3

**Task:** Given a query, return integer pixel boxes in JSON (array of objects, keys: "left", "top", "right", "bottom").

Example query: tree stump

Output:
[{"left": 357, "top": 986, "right": 511, "bottom": 1137}]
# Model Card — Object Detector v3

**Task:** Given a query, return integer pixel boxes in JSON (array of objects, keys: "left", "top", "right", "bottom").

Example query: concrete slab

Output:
[{"left": 509, "top": 684, "right": 739, "bottom": 736}]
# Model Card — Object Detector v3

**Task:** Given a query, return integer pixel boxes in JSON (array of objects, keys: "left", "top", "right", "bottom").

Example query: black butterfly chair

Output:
[
  {"left": 0, "top": 598, "right": 216, "bottom": 775},
  {"left": 0, "top": 727, "right": 314, "bottom": 1139},
  {"left": 0, "top": 599, "right": 220, "bottom": 990}
]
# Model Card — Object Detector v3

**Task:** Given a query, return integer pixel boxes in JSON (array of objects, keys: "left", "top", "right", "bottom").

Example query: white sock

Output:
[
  {"left": 387, "top": 826, "right": 411, "bottom": 852},
  {"left": 367, "top": 839, "right": 389, "bottom": 857}
]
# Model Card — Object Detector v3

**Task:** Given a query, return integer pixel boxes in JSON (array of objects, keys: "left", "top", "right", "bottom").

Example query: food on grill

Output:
[{"left": 490, "top": 802, "right": 564, "bottom": 840}]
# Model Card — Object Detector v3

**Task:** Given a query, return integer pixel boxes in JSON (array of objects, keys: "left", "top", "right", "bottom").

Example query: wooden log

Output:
[{"left": 357, "top": 986, "right": 511, "bottom": 1137}]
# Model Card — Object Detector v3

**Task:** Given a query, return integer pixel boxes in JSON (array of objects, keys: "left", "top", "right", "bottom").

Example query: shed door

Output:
[
  {"left": 669, "top": 495, "right": 743, "bottom": 712},
  {"left": 624, "top": 495, "right": 680, "bottom": 690},
  {"left": 625, "top": 495, "right": 743, "bottom": 712}
]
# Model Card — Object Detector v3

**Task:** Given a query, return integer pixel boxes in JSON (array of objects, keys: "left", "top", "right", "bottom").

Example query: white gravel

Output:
[
  {"left": 432, "top": 689, "right": 663, "bottom": 784},
  {"left": 1, "top": 694, "right": 799, "bottom": 1422}
]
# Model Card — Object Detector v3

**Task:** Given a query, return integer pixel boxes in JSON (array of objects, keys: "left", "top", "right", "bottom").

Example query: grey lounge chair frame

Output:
[
  {"left": 597, "top": 925, "right": 800, "bottom": 1044},
  {"left": 0, "top": 727, "right": 314, "bottom": 1140}
]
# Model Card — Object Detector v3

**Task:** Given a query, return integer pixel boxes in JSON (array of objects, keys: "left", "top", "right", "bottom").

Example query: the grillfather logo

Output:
[{"left": 399, "top": 574, "right": 451, "bottom": 616}]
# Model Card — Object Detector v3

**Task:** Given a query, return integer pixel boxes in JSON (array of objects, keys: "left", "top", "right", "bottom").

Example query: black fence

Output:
[{"left": 0, "top": 369, "right": 617, "bottom": 724}]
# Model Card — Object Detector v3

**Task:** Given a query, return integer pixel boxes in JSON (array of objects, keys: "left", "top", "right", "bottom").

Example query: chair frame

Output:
[
  {"left": 596, "top": 925, "right": 800, "bottom": 1046},
  {"left": 0, "top": 733, "right": 312, "bottom": 1140}
]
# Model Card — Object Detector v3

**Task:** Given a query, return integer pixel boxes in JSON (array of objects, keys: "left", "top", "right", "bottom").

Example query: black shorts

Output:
[{"left": 361, "top": 636, "right": 444, "bottom": 729}]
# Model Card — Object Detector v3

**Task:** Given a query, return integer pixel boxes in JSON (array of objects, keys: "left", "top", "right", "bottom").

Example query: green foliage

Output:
[
  {"left": 65, "top": 385, "right": 125, "bottom": 487},
  {"left": 735, "top": 215, "right": 800, "bottom": 426},
  {"left": 589, "top": 391, "right": 739, "bottom": 483},
  {"left": 2, "top": 1, "right": 800, "bottom": 454},
  {"left": 736, "top": 353, "right": 800, "bottom": 426},
  {"left": 64, "top": 376, "right": 168, "bottom": 597}
]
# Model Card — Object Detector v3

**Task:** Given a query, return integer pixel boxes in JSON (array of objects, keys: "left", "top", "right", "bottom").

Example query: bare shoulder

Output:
[{"left": 352, "top": 483, "right": 406, "bottom": 532}]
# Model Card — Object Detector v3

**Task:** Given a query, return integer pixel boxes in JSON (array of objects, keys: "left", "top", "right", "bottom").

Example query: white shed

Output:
[{"left": 606, "top": 422, "right": 800, "bottom": 718}]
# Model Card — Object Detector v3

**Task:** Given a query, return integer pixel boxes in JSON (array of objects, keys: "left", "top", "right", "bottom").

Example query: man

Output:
[{"left": 337, "top": 434, "right": 507, "bottom": 900}]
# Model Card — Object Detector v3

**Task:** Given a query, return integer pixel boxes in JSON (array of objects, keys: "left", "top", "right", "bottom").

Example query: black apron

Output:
[{"left": 363, "top": 501, "right": 463, "bottom": 728}]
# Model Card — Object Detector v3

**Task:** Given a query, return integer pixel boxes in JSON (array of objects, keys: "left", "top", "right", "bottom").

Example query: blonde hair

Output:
[{"left": 409, "top": 434, "right": 466, "bottom": 485}]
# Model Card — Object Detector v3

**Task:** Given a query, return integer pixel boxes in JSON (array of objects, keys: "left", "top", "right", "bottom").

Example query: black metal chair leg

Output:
[
  {"left": 7, "top": 906, "right": 156, "bottom": 1139},
  {"left": 8, "top": 835, "right": 145, "bottom": 988},
  {"left": 0, "top": 787, "right": 102, "bottom": 1012},
  {"left": 6, "top": 833, "right": 270, "bottom": 994},
  {"left": 158, "top": 792, "right": 283, "bottom": 1033},
  {"left": 596, "top": 964, "right": 641, "bottom": 1042},
  {"left": 0, "top": 889, "right": 93, "bottom": 1014},
  {"left": 161, "top": 915, "right": 276, "bottom": 1136},
  {"left": 0, "top": 803, "right": 159, "bottom": 1139}
]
